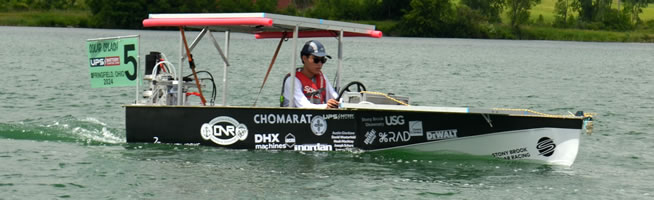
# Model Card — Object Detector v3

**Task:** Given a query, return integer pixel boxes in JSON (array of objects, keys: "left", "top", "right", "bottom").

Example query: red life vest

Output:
[{"left": 295, "top": 70, "right": 327, "bottom": 104}]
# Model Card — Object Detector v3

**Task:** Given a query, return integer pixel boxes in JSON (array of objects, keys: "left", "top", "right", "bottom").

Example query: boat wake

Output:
[{"left": 0, "top": 115, "right": 125, "bottom": 144}]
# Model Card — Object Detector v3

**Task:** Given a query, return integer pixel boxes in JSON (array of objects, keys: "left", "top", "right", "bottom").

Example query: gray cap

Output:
[{"left": 301, "top": 40, "right": 331, "bottom": 58}]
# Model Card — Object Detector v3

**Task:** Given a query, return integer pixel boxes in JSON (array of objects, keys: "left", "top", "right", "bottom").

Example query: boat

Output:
[{"left": 121, "top": 13, "right": 593, "bottom": 166}]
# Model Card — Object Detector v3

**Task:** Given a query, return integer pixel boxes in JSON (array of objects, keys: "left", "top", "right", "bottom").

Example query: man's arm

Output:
[{"left": 323, "top": 75, "right": 339, "bottom": 108}]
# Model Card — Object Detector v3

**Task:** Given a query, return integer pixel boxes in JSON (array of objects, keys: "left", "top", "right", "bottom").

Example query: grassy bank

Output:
[
  {"left": 359, "top": 19, "right": 654, "bottom": 42},
  {"left": 530, "top": 0, "right": 654, "bottom": 22},
  {"left": 0, "top": 10, "right": 91, "bottom": 27},
  {"left": 520, "top": 25, "right": 654, "bottom": 42}
]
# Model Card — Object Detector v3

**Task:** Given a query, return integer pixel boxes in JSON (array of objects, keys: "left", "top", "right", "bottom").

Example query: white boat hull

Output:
[{"left": 390, "top": 128, "right": 581, "bottom": 166}]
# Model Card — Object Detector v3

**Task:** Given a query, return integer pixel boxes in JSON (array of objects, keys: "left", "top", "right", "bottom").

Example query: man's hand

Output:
[{"left": 326, "top": 99, "right": 339, "bottom": 109}]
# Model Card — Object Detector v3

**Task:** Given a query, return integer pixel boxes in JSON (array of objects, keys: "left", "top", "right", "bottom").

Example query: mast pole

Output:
[{"left": 289, "top": 25, "right": 299, "bottom": 107}]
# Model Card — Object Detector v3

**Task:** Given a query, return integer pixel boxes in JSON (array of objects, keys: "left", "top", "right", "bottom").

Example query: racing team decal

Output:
[{"left": 537, "top": 137, "right": 556, "bottom": 157}]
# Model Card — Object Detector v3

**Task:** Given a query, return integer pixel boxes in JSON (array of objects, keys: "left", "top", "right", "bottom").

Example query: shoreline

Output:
[{"left": 2, "top": 10, "right": 653, "bottom": 43}]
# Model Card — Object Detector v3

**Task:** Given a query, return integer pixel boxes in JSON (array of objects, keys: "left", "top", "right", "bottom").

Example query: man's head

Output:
[
  {"left": 300, "top": 40, "right": 331, "bottom": 77},
  {"left": 301, "top": 40, "right": 331, "bottom": 63}
]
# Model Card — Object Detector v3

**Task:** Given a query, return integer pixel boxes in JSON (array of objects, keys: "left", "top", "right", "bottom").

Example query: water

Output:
[{"left": 1, "top": 26, "right": 653, "bottom": 199}]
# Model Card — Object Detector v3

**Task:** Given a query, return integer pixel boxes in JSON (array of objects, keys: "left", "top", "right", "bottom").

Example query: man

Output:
[{"left": 281, "top": 40, "right": 339, "bottom": 108}]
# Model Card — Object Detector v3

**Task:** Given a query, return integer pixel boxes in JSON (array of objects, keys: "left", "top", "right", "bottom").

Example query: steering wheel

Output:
[{"left": 337, "top": 81, "right": 367, "bottom": 101}]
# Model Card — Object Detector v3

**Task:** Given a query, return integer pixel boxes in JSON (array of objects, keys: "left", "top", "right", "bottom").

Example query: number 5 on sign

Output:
[{"left": 87, "top": 35, "right": 139, "bottom": 88}]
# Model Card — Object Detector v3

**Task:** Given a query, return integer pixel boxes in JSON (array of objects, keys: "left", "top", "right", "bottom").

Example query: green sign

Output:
[{"left": 87, "top": 35, "right": 139, "bottom": 88}]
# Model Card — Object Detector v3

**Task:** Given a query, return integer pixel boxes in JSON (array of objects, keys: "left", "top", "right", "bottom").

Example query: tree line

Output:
[{"left": 1, "top": 0, "right": 652, "bottom": 38}]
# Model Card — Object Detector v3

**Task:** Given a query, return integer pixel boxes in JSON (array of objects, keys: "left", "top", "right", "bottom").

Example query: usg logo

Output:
[
  {"left": 385, "top": 115, "right": 405, "bottom": 126},
  {"left": 200, "top": 116, "right": 248, "bottom": 146},
  {"left": 536, "top": 137, "right": 556, "bottom": 157}
]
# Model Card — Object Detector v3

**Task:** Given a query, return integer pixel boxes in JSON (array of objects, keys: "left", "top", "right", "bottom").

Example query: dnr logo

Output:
[{"left": 201, "top": 116, "right": 248, "bottom": 146}]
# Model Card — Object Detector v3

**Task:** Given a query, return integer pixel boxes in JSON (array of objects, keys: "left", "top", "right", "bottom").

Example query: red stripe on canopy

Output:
[{"left": 143, "top": 18, "right": 273, "bottom": 27}]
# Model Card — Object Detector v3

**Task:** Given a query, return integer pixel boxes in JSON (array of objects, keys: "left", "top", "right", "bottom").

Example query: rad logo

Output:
[
  {"left": 385, "top": 115, "right": 405, "bottom": 126},
  {"left": 379, "top": 131, "right": 411, "bottom": 143},
  {"left": 200, "top": 116, "right": 248, "bottom": 146}
]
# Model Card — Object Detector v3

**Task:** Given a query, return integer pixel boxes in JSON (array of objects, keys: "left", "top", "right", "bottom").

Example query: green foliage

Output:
[
  {"left": 373, "top": 0, "right": 412, "bottom": 20},
  {"left": 506, "top": 0, "right": 542, "bottom": 31},
  {"left": 254, "top": 0, "right": 278, "bottom": 13},
  {"left": 571, "top": 0, "right": 613, "bottom": 22},
  {"left": 520, "top": 24, "right": 654, "bottom": 42},
  {"left": 305, "top": 0, "right": 411, "bottom": 21},
  {"left": 450, "top": 5, "right": 490, "bottom": 38},
  {"left": 536, "top": 14, "right": 546, "bottom": 25},
  {"left": 215, "top": 0, "right": 254, "bottom": 13},
  {"left": 553, "top": 0, "right": 573, "bottom": 28},
  {"left": 460, "top": 0, "right": 505, "bottom": 23},
  {"left": 0, "top": 0, "right": 87, "bottom": 11},
  {"left": 87, "top": 0, "right": 147, "bottom": 29},
  {"left": 2, "top": 0, "right": 653, "bottom": 42},
  {"left": 622, "top": 0, "right": 650, "bottom": 23},
  {"left": 397, "top": 0, "right": 455, "bottom": 37},
  {"left": 600, "top": 8, "right": 633, "bottom": 30},
  {"left": 0, "top": 10, "right": 90, "bottom": 27}
]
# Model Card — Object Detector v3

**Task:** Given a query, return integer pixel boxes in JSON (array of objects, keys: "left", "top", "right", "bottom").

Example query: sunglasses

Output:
[{"left": 311, "top": 56, "right": 327, "bottom": 64}]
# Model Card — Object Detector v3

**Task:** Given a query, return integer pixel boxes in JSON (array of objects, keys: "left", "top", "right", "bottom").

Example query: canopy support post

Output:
[
  {"left": 207, "top": 30, "right": 230, "bottom": 67},
  {"left": 135, "top": 35, "right": 141, "bottom": 104},
  {"left": 336, "top": 30, "right": 343, "bottom": 92},
  {"left": 177, "top": 29, "right": 184, "bottom": 105},
  {"left": 182, "top": 27, "right": 208, "bottom": 61},
  {"left": 289, "top": 25, "right": 299, "bottom": 107},
  {"left": 222, "top": 31, "right": 230, "bottom": 106}
]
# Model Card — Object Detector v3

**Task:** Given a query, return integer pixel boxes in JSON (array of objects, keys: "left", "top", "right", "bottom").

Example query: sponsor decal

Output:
[
  {"left": 323, "top": 114, "right": 355, "bottom": 120},
  {"left": 379, "top": 131, "right": 411, "bottom": 143},
  {"left": 90, "top": 57, "right": 105, "bottom": 67},
  {"left": 384, "top": 115, "right": 405, "bottom": 126},
  {"left": 105, "top": 56, "right": 120, "bottom": 66},
  {"left": 200, "top": 116, "right": 248, "bottom": 146},
  {"left": 254, "top": 133, "right": 286, "bottom": 150},
  {"left": 426, "top": 129, "right": 458, "bottom": 141},
  {"left": 253, "top": 114, "right": 313, "bottom": 124},
  {"left": 89, "top": 57, "right": 120, "bottom": 67},
  {"left": 364, "top": 129, "right": 376, "bottom": 145},
  {"left": 294, "top": 143, "right": 333, "bottom": 151},
  {"left": 303, "top": 86, "right": 318, "bottom": 96},
  {"left": 310, "top": 115, "right": 327, "bottom": 136},
  {"left": 409, "top": 121, "right": 423, "bottom": 137},
  {"left": 491, "top": 147, "right": 531, "bottom": 160},
  {"left": 332, "top": 131, "right": 356, "bottom": 149},
  {"left": 285, "top": 133, "right": 296, "bottom": 148},
  {"left": 537, "top": 137, "right": 556, "bottom": 157},
  {"left": 361, "top": 117, "right": 385, "bottom": 127}
]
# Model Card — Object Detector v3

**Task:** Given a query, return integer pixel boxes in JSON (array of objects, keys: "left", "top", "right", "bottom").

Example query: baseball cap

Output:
[{"left": 301, "top": 40, "right": 332, "bottom": 59}]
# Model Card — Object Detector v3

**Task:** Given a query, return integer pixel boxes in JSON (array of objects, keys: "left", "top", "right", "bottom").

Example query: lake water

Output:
[{"left": 1, "top": 26, "right": 653, "bottom": 199}]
